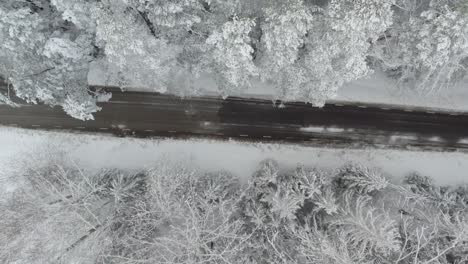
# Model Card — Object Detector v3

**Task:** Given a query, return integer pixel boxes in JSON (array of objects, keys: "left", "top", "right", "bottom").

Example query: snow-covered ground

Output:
[
  {"left": 300, "top": 126, "right": 347, "bottom": 133},
  {"left": 2, "top": 126, "right": 468, "bottom": 194},
  {"left": 337, "top": 71, "right": 468, "bottom": 111},
  {"left": 89, "top": 62, "right": 468, "bottom": 112}
]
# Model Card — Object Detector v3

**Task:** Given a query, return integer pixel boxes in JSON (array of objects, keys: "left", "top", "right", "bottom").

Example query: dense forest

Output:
[
  {"left": 1, "top": 0, "right": 467, "bottom": 119},
  {"left": 1, "top": 153, "right": 467, "bottom": 263}
]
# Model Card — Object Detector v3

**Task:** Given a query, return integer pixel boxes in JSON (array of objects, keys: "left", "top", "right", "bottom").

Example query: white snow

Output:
[
  {"left": 2, "top": 127, "right": 468, "bottom": 194},
  {"left": 300, "top": 127, "right": 346, "bottom": 133},
  {"left": 43, "top": 37, "right": 82, "bottom": 59},
  {"left": 300, "top": 126, "right": 325, "bottom": 133},
  {"left": 326, "top": 127, "right": 345, "bottom": 133},
  {"left": 89, "top": 62, "right": 468, "bottom": 112},
  {"left": 390, "top": 135, "right": 418, "bottom": 142},
  {"left": 336, "top": 71, "right": 468, "bottom": 112},
  {"left": 112, "top": 124, "right": 127, "bottom": 129},
  {"left": 458, "top": 138, "right": 468, "bottom": 144},
  {"left": 428, "top": 136, "right": 442, "bottom": 142}
]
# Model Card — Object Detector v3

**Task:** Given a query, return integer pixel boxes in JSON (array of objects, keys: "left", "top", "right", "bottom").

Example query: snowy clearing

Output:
[{"left": 2, "top": 126, "right": 468, "bottom": 193}]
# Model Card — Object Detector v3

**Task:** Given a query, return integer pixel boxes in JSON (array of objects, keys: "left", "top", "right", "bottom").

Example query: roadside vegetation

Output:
[
  {"left": 2, "top": 152, "right": 467, "bottom": 263},
  {"left": 1, "top": 0, "right": 467, "bottom": 119}
]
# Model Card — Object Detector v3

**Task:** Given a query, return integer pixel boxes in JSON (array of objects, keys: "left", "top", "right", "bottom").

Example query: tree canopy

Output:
[
  {"left": 2, "top": 153, "right": 468, "bottom": 263},
  {"left": 1, "top": 0, "right": 467, "bottom": 119}
]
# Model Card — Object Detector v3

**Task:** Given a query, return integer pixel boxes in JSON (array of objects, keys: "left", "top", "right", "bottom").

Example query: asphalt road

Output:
[{"left": 1, "top": 86, "right": 468, "bottom": 152}]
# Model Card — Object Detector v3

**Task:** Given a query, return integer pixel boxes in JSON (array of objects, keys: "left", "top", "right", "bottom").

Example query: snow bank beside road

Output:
[
  {"left": 337, "top": 71, "right": 468, "bottom": 112},
  {"left": 89, "top": 62, "right": 468, "bottom": 112},
  {"left": 1, "top": 127, "right": 468, "bottom": 192}
]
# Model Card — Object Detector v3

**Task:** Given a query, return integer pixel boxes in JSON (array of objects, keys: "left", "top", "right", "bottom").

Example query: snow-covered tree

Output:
[
  {"left": 203, "top": 16, "right": 259, "bottom": 96},
  {"left": 334, "top": 163, "right": 389, "bottom": 195},
  {"left": 331, "top": 196, "right": 400, "bottom": 257},
  {"left": 393, "top": 172, "right": 468, "bottom": 263},
  {"left": 3, "top": 153, "right": 468, "bottom": 263},
  {"left": 257, "top": 0, "right": 314, "bottom": 88},
  {"left": 371, "top": 0, "right": 468, "bottom": 93},
  {"left": 123, "top": 0, "right": 203, "bottom": 37},
  {"left": 3, "top": 0, "right": 468, "bottom": 119},
  {"left": 93, "top": 0, "right": 182, "bottom": 94},
  {"left": 257, "top": 0, "right": 393, "bottom": 106},
  {"left": 0, "top": 0, "right": 106, "bottom": 120}
]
